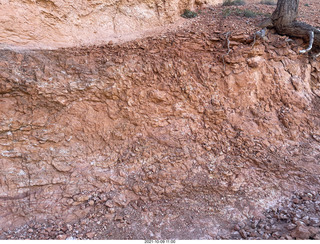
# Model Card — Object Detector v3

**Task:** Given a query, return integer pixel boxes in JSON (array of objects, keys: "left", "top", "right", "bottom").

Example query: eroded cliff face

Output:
[
  {"left": 0, "top": 0, "right": 222, "bottom": 49},
  {"left": 1, "top": 1, "right": 320, "bottom": 239},
  {"left": 1, "top": 13, "right": 320, "bottom": 238}
]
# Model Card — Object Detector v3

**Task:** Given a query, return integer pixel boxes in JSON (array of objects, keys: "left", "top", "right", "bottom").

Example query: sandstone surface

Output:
[{"left": 0, "top": 0, "right": 222, "bottom": 49}]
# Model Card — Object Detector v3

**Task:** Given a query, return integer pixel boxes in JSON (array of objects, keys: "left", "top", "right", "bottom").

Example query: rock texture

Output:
[
  {"left": 0, "top": 3, "right": 320, "bottom": 240},
  {"left": 0, "top": 0, "right": 222, "bottom": 49}
]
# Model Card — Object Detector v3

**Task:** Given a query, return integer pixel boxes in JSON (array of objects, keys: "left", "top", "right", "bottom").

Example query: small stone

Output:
[
  {"left": 27, "top": 229, "right": 34, "bottom": 233},
  {"left": 295, "top": 221, "right": 305, "bottom": 227},
  {"left": 239, "top": 229, "right": 247, "bottom": 238},
  {"left": 302, "top": 193, "right": 313, "bottom": 201},
  {"left": 310, "top": 217, "right": 320, "bottom": 227},
  {"left": 291, "top": 225, "right": 312, "bottom": 239},
  {"left": 272, "top": 232, "right": 280, "bottom": 238},
  {"left": 249, "top": 231, "right": 258, "bottom": 237},
  {"left": 247, "top": 56, "right": 265, "bottom": 68},
  {"left": 86, "top": 232, "right": 95, "bottom": 239},
  {"left": 66, "top": 236, "right": 77, "bottom": 240},
  {"left": 262, "top": 233, "right": 270, "bottom": 239},
  {"left": 314, "top": 233, "right": 320, "bottom": 240},
  {"left": 238, "top": 222, "right": 246, "bottom": 228},
  {"left": 287, "top": 223, "right": 297, "bottom": 230},
  {"left": 279, "top": 213, "right": 289, "bottom": 220},
  {"left": 302, "top": 216, "right": 310, "bottom": 225},
  {"left": 285, "top": 235, "right": 293, "bottom": 240},
  {"left": 234, "top": 225, "right": 241, "bottom": 231},
  {"left": 88, "top": 200, "right": 95, "bottom": 206},
  {"left": 293, "top": 198, "right": 300, "bottom": 204},
  {"left": 105, "top": 200, "right": 114, "bottom": 208},
  {"left": 308, "top": 226, "right": 319, "bottom": 236},
  {"left": 56, "top": 234, "right": 67, "bottom": 240},
  {"left": 66, "top": 224, "right": 73, "bottom": 231}
]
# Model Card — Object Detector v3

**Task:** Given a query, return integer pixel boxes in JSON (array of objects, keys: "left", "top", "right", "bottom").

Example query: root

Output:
[
  {"left": 252, "top": 28, "right": 267, "bottom": 48},
  {"left": 225, "top": 31, "right": 231, "bottom": 55},
  {"left": 313, "top": 52, "right": 320, "bottom": 59},
  {"left": 299, "top": 31, "right": 314, "bottom": 54},
  {"left": 222, "top": 32, "right": 231, "bottom": 70}
]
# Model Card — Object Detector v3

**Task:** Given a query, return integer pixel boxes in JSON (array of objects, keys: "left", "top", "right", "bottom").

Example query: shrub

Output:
[
  {"left": 181, "top": 9, "right": 198, "bottom": 19},
  {"left": 242, "top": 9, "right": 257, "bottom": 18},
  {"left": 222, "top": 8, "right": 262, "bottom": 18},
  {"left": 222, "top": 0, "right": 246, "bottom": 6},
  {"left": 260, "top": 0, "right": 277, "bottom": 5}
]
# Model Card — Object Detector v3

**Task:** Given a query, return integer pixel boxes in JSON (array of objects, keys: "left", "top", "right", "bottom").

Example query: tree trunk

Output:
[
  {"left": 265, "top": 0, "right": 320, "bottom": 50},
  {"left": 272, "top": 0, "right": 299, "bottom": 28}
]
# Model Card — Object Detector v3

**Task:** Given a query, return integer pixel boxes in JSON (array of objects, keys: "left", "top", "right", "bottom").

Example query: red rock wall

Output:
[{"left": 1, "top": 26, "right": 320, "bottom": 232}]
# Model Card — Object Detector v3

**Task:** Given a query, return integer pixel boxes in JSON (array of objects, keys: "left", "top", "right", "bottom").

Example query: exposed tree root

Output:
[
  {"left": 258, "top": 0, "right": 320, "bottom": 55},
  {"left": 299, "top": 31, "right": 314, "bottom": 54},
  {"left": 222, "top": 32, "right": 231, "bottom": 70},
  {"left": 252, "top": 28, "right": 267, "bottom": 48}
]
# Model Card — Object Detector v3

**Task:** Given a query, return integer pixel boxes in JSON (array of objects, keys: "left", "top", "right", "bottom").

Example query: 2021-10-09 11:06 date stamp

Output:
[{"left": 145, "top": 240, "right": 176, "bottom": 243}]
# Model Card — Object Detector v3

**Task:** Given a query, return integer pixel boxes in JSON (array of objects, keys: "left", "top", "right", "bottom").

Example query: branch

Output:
[{"left": 299, "top": 31, "right": 314, "bottom": 54}]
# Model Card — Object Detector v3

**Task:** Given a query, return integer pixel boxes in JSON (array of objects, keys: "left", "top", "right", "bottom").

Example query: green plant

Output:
[
  {"left": 242, "top": 9, "right": 258, "bottom": 17},
  {"left": 222, "top": 8, "right": 262, "bottom": 18},
  {"left": 260, "top": 0, "right": 277, "bottom": 5},
  {"left": 181, "top": 9, "right": 198, "bottom": 18},
  {"left": 304, "top": 3, "right": 309, "bottom": 7},
  {"left": 222, "top": 0, "right": 246, "bottom": 6}
]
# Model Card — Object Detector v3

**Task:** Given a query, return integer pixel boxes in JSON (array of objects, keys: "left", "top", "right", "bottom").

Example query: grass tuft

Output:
[
  {"left": 181, "top": 9, "right": 198, "bottom": 19},
  {"left": 260, "top": 0, "right": 277, "bottom": 5},
  {"left": 222, "top": 8, "right": 264, "bottom": 18},
  {"left": 222, "top": 0, "right": 246, "bottom": 6}
]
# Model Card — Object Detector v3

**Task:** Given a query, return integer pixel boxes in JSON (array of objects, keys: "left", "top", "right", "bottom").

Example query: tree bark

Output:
[{"left": 263, "top": 0, "right": 320, "bottom": 50}]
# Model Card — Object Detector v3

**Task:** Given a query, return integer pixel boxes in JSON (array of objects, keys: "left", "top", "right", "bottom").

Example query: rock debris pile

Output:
[{"left": 233, "top": 192, "right": 320, "bottom": 240}]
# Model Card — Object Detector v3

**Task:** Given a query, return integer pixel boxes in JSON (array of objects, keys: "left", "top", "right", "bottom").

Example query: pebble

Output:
[
  {"left": 86, "top": 232, "right": 95, "bottom": 239},
  {"left": 310, "top": 217, "right": 320, "bottom": 227},
  {"left": 239, "top": 229, "right": 247, "bottom": 238},
  {"left": 56, "top": 234, "right": 67, "bottom": 240},
  {"left": 234, "top": 225, "right": 241, "bottom": 231},
  {"left": 105, "top": 200, "right": 114, "bottom": 208}
]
